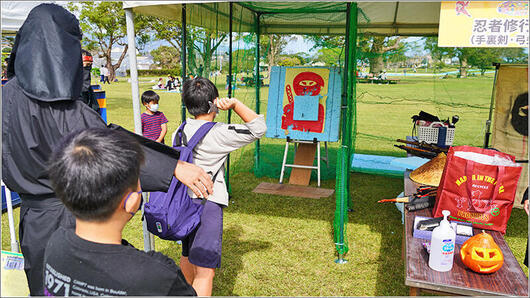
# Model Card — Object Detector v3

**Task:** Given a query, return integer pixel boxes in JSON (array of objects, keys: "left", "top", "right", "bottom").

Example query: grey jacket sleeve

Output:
[{"left": 209, "top": 115, "right": 267, "bottom": 155}]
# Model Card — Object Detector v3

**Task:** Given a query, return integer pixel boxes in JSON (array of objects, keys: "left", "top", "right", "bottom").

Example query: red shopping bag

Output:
[{"left": 433, "top": 146, "right": 522, "bottom": 233}]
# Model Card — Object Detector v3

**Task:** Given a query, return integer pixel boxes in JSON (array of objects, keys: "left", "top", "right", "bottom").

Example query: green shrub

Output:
[{"left": 126, "top": 67, "right": 182, "bottom": 77}]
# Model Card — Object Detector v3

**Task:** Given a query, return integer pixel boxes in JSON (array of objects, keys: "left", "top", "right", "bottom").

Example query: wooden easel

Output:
[{"left": 279, "top": 137, "right": 328, "bottom": 187}]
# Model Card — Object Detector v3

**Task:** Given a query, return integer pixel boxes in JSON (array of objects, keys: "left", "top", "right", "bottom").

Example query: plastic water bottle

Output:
[{"left": 428, "top": 210, "right": 456, "bottom": 272}]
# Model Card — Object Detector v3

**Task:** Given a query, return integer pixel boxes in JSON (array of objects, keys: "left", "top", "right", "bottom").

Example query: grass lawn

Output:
[{"left": 2, "top": 74, "right": 528, "bottom": 296}]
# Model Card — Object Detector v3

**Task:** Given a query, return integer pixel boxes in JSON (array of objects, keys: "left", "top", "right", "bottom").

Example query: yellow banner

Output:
[{"left": 439, "top": 1, "right": 529, "bottom": 47}]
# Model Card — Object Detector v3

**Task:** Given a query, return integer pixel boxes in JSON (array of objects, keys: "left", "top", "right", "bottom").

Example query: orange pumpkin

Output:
[{"left": 460, "top": 230, "right": 504, "bottom": 274}]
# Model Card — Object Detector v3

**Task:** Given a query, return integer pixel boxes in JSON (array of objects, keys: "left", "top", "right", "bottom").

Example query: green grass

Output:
[{"left": 2, "top": 74, "right": 527, "bottom": 296}]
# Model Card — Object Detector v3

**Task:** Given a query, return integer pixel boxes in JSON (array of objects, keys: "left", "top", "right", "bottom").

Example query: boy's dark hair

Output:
[
  {"left": 48, "top": 128, "right": 144, "bottom": 221},
  {"left": 182, "top": 77, "right": 219, "bottom": 116},
  {"left": 142, "top": 90, "right": 160, "bottom": 105}
]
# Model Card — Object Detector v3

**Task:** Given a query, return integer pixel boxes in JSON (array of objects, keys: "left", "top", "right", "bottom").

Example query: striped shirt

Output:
[{"left": 141, "top": 111, "right": 168, "bottom": 141}]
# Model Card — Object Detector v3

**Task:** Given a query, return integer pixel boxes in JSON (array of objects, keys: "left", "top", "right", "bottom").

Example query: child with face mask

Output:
[
  {"left": 141, "top": 90, "right": 168, "bottom": 143},
  {"left": 44, "top": 128, "right": 196, "bottom": 296}
]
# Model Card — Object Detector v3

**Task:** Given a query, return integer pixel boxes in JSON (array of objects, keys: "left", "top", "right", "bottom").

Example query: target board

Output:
[{"left": 265, "top": 66, "right": 342, "bottom": 142}]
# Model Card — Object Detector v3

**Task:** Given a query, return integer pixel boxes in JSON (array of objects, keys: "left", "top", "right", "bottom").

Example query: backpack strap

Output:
[
  {"left": 173, "top": 121, "right": 187, "bottom": 147},
  {"left": 201, "top": 163, "right": 225, "bottom": 205},
  {"left": 186, "top": 122, "right": 216, "bottom": 149}
]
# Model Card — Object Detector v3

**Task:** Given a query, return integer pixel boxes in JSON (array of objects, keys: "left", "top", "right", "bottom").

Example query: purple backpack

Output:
[{"left": 144, "top": 121, "right": 218, "bottom": 240}]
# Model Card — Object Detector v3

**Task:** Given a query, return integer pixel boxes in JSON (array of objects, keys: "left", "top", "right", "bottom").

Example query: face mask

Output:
[
  {"left": 148, "top": 103, "right": 159, "bottom": 112},
  {"left": 123, "top": 191, "right": 143, "bottom": 216}
]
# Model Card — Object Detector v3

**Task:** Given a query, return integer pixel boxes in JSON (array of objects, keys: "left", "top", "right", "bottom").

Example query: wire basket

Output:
[{"left": 416, "top": 121, "right": 455, "bottom": 147}]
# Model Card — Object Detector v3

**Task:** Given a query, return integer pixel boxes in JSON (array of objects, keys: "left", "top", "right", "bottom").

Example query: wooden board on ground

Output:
[
  {"left": 252, "top": 182, "right": 334, "bottom": 199},
  {"left": 289, "top": 143, "right": 316, "bottom": 186}
]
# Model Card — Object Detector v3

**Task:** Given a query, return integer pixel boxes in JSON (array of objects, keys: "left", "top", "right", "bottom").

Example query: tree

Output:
[
  {"left": 358, "top": 36, "right": 404, "bottom": 74},
  {"left": 291, "top": 52, "right": 310, "bottom": 65},
  {"left": 314, "top": 48, "right": 343, "bottom": 66},
  {"left": 466, "top": 48, "right": 501, "bottom": 75},
  {"left": 68, "top": 2, "right": 152, "bottom": 81},
  {"left": 262, "top": 35, "right": 296, "bottom": 74},
  {"left": 1, "top": 36, "right": 15, "bottom": 62},
  {"left": 499, "top": 48, "right": 528, "bottom": 64},
  {"left": 151, "top": 45, "right": 180, "bottom": 69},
  {"left": 230, "top": 49, "right": 254, "bottom": 73},
  {"left": 150, "top": 18, "right": 227, "bottom": 78},
  {"left": 148, "top": 18, "right": 182, "bottom": 65},
  {"left": 423, "top": 37, "right": 528, "bottom": 77},
  {"left": 277, "top": 56, "right": 302, "bottom": 67},
  {"left": 191, "top": 28, "right": 226, "bottom": 77},
  {"left": 468, "top": 48, "right": 528, "bottom": 75},
  {"left": 424, "top": 37, "right": 472, "bottom": 77},
  {"left": 306, "top": 35, "right": 405, "bottom": 74}
]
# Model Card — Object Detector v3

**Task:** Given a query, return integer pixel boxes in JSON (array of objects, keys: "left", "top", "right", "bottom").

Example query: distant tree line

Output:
[{"left": 68, "top": 2, "right": 527, "bottom": 81}]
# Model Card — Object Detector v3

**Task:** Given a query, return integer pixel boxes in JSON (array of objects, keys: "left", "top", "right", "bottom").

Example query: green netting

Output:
[
  {"left": 129, "top": 2, "right": 440, "bottom": 36},
  {"left": 333, "top": 147, "right": 349, "bottom": 255},
  {"left": 160, "top": 2, "right": 496, "bottom": 261}
]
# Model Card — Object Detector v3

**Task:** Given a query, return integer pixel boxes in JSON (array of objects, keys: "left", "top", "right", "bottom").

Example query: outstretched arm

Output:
[{"left": 216, "top": 97, "right": 258, "bottom": 123}]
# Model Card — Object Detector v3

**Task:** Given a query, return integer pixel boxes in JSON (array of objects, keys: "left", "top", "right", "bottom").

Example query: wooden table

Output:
[{"left": 403, "top": 171, "right": 529, "bottom": 296}]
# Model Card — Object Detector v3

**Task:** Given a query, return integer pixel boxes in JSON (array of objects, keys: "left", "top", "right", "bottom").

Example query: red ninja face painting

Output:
[
  {"left": 293, "top": 72, "right": 325, "bottom": 96},
  {"left": 281, "top": 72, "right": 325, "bottom": 133}
]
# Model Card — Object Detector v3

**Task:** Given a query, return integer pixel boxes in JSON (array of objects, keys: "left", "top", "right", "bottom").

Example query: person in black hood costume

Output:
[{"left": 2, "top": 4, "right": 213, "bottom": 295}]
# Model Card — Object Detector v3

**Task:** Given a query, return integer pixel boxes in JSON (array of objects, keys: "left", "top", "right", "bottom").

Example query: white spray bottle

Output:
[{"left": 428, "top": 210, "right": 456, "bottom": 272}]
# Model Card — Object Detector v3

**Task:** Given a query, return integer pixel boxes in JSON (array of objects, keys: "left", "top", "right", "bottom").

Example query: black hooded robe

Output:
[{"left": 2, "top": 4, "right": 183, "bottom": 295}]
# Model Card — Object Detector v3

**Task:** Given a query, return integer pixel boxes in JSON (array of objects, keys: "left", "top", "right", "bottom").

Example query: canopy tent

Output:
[
  {"left": 124, "top": 0, "right": 443, "bottom": 262},
  {"left": 0, "top": 1, "right": 56, "bottom": 34},
  {"left": 123, "top": 1, "right": 440, "bottom": 36}
]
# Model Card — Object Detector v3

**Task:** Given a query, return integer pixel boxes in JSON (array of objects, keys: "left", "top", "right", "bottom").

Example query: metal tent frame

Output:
[{"left": 124, "top": 0, "right": 442, "bottom": 262}]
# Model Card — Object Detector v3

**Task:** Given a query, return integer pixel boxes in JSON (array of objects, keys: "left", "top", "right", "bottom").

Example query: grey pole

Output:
[
  {"left": 226, "top": 2, "right": 233, "bottom": 192},
  {"left": 181, "top": 4, "right": 187, "bottom": 122},
  {"left": 2, "top": 181, "right": 19, "bottom": 252},
  {"left": 484, "top": 63, "right": 500, "bottom": 148},
  {"left": 125, "top": 8, "right": 153, "bottom": 252}
]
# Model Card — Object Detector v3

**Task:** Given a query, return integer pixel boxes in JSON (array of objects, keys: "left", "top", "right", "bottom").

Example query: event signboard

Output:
[{"left": 439, "top": 1, "right": 529, "bottom": 47}]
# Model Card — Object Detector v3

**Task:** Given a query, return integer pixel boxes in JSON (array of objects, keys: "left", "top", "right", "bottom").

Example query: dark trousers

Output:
[
  {"left": 19, "top": 197, "right": 75, "bottom": 296},
  {"left": 103, "top": 76, "right": 110, "bottom": 84}
]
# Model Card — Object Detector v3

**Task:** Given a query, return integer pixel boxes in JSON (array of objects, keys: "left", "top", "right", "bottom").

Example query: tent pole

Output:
[
  {"left": 342, "top": 5, "right": 353, "bottom": 213},
  {"left": 348, "top": 4, "right": 358, "bottom": 208},
  {"left": 226, "top": 2, "right": 233, "bottom": 192},
  {"left": 2, "top": 181, "right": 19, "bottom": 252},
  {"left": 254, "top": 12, "right": 261, "bottom": 175},
  {"left": 335, "top": 2, "right": 357, "bottom": 264},
  {"left": 181, "top": 4, "right": 187, "bottom": 122},
  {"left": 484, "top": 63, "right": 500, "bottom": 148},
  {"left": 125, "top": 8, "right": 152, "bottom": 252}
]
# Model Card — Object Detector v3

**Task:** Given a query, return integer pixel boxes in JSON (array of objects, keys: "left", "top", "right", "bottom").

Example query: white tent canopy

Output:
[
  {"left": 1, "top": 1, "right": 56, "bottom": 34},
  {"left": 123, "top": 1, "right": 441, "bottom": 36}
]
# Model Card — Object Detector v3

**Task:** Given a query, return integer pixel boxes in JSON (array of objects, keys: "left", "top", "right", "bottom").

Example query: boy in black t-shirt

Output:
[{"left": 44, "top": 128, "right": 196, "bottom": 296}]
